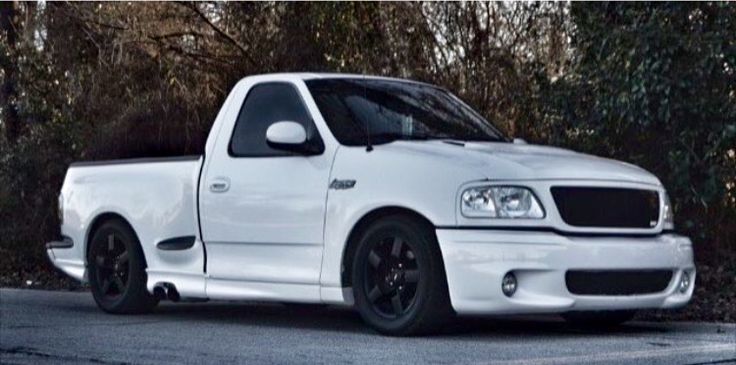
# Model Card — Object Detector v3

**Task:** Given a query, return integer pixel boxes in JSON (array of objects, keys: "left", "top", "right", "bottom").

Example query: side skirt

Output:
[
  {"left": 146, "top": 273, "right": 354, "bottom": 305},
  {"left": 205, "top": 278, "right": 322, "bottom": 303}
]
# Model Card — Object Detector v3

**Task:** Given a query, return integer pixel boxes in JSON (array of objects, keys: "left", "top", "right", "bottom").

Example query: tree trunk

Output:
[{"left": 1, "top": 1, "right": 20, "bottom": 143}]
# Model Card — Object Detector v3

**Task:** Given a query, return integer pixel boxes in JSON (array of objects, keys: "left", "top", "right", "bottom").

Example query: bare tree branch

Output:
[{"left": 177, "top": 2, "right": 257, "bottom": 68}]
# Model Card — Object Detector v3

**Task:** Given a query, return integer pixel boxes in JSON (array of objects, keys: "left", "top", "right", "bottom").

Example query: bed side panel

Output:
[{"left": 59, "top": 158, "right": 204, "bottom": 294}]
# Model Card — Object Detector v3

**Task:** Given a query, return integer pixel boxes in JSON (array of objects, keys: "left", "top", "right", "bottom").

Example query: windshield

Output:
[{"left": 305, "top": 78, "right": 507, "bottom": 146}]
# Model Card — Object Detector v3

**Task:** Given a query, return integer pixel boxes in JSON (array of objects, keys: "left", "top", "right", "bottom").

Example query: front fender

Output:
[{"left": 319, "top": 144, "right": 483, "bottom": 299}]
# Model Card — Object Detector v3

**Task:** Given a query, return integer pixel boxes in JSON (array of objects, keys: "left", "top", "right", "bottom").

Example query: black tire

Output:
[
  {"left": 561, "top": 310, "right": 636, "bottom": 328},
  {"left": 87, "top": 219, "right": 158, "bottom": 314},
  {"left": 351, "top": 215, "right": 452, "bottom": 336}
]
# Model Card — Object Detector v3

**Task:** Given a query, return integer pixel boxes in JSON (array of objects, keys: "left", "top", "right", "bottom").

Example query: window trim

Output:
[{"left": 227, "top": 81, "right": 325, "bottom": 158}]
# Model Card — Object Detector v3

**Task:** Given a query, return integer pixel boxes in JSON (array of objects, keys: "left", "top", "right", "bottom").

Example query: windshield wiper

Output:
[
  {"left": 369, "top": 133, "right": 429, "bottom": 145},
  {"left": 440, "top": 139, "right": 466, "bottom": 146}
]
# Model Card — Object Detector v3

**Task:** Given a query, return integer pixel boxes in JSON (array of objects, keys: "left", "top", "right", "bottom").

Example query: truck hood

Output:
[{"left": 389, "top": 141, "right": 662, "bottom": 186}]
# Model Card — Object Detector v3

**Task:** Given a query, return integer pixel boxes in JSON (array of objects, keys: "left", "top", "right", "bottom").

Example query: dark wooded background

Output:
[{"left": 1, "top": 2, "right": 733, "bottom": 321}]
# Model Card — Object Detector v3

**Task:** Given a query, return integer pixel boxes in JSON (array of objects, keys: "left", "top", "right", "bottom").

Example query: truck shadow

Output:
[{"left": 151, "top": 301, "right": 671, "bottom": 338}]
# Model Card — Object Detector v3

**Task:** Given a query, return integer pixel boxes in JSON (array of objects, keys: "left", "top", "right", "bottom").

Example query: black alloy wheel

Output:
[
  {"left": 88, "top": 219, "right": 158, "bottom": 314},
  {"left": 363, "top": 235, "right": 420, "bottom": 319},
  {"left": 352, "top": 215, "right": 452, "bottom": 335},
  {"left": 92, "top": 232, "right": 130, "bottom": 300}
]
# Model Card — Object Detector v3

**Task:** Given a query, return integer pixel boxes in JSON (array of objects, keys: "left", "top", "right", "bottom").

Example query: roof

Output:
[{"left": 246, "top": 72, "right": 440, "bottom": 89}]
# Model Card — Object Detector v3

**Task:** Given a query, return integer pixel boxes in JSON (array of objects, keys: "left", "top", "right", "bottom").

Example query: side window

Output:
[{"left": 229, "top": 82, "right": 318, "bottom": 157}]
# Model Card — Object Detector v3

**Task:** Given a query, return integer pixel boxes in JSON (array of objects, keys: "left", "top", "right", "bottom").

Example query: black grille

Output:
[
  {"left": 566, "top": 270, "right": 672, "bottom": 295},
  {"left": 551, "top": 187, "right": 660, "bottom": 228}
]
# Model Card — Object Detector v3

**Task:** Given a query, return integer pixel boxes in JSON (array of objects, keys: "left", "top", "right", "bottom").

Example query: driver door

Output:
[{"left": 200, "top": 82, "right": 332, "bottom": 290}]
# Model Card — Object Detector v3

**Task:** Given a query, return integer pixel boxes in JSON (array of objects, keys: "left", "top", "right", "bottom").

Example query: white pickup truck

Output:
[{"left": 48, "top": 73, "right": 694, "bottom": 335}]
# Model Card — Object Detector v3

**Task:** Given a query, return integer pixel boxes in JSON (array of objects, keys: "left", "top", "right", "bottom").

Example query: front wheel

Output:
[
  {"left": 88, "top": 220, "right": 158, "bottom": 314},
  {"left": 561, "top": 310, "right": 636, "bottom": 328},
  {"left": 351, "top": 215, "right": 452, "bottom": 336}
]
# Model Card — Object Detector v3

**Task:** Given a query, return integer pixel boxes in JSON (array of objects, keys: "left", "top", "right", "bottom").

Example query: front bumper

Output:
[{"left": 436, "top": 229, "right": 695, "bottom": 315}]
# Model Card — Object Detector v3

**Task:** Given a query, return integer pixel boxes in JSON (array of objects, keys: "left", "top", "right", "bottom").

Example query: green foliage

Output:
[{"left": 563, "top": 2, "right": 736, "bottom": 257}]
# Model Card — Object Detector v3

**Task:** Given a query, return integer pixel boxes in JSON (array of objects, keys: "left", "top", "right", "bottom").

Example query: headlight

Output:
[
  {"left": 663, "top": 193, "right": 674, "bottom": 230},
  {"left": 461, "top": 186, "right": 544, "bottom": 218}
]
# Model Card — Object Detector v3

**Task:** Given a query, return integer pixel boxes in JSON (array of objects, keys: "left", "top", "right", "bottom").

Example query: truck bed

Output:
[{"left": 49, "top": 155, "right": 205, "bottom": 284}]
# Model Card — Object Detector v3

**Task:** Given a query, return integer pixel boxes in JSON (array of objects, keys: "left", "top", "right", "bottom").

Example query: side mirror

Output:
[
  {"left": 266, "top": 121, "right": 323, "bottom": 155},
  {"left": 512, "top": 138, "right": 527, "bottom": 145}
]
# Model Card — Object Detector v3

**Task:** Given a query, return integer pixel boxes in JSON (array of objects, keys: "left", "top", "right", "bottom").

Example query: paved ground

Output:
[{"left": 0, "top": 289, "right": 734, "bottom": 365}]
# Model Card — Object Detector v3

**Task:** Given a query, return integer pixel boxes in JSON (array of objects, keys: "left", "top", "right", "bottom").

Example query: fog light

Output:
[
  {"left": 678, "top": 272, "right": 690, "bottom": 293},
  {"left": 502, "top": 272, "right": 517, "bottom": 297}
]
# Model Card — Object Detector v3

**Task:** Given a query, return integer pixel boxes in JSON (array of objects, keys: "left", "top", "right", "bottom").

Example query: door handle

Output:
[{"left": 209, "top": 178, "right": 230, "bottom": 193}]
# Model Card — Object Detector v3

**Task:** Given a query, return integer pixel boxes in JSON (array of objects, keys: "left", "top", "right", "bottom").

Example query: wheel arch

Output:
[
  {"left": 85, "top": 212, "right": 147, "bottom": 267},
  {"left": 340, "top": 206, "right": 437, "bottom": 288}
]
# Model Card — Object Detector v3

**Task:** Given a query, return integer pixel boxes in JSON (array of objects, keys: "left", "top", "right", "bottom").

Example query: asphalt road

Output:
[{"left": 1, "top": 289, "right": 734, "bottom": 365}]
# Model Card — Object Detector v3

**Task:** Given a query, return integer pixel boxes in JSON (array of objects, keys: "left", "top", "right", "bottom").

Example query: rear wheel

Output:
[
  {"left": 561, "top": 310, "right": 636, "bottom": 328},
  {"left": 351, "top": 215, "right": 452, "bottom": 335},
  {"left": 88, "top": 220, "right": 158, "bottom": 314}
]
